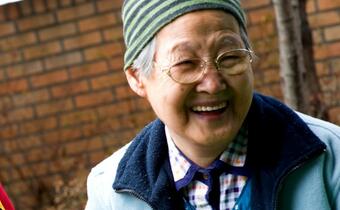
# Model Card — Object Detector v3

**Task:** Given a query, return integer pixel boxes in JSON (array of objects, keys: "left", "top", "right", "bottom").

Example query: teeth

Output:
[{"left": 192, "top": 102, "right": 227, "bottom": 112}]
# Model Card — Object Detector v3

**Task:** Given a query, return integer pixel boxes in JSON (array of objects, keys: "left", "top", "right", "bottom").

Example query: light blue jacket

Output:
[
  {"left": 85, "top": 94, "right": 340, "bottom": 210},
  {"left": 278, "top": 113, "right": 340, "bottom": 210}
]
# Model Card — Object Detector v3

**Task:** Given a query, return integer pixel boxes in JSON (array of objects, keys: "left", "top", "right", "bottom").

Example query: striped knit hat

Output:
[{"left": 122, "top": 0, "right": 247, "bottom": 70}]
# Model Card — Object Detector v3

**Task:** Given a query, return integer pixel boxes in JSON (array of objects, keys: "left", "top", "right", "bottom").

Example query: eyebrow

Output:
[
  {"left": 217, "top": 34, "right": 244, "bottom": 49},
  {"left": 168, "top": 41, "right": 196, "bottom": 54}
]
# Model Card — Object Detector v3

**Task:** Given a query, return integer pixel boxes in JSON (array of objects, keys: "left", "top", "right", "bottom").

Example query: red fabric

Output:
[{"left": 0, "top": 184, "right": 15, "bottom": 210}]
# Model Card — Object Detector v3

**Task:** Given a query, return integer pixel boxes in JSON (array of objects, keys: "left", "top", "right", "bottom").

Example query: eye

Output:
[
  {"left": 176, "top": 59, "right": 195, "bottom": 66},
  {"left": 218, "top": 51, "right": 245, "bottom": 68},
  {"left": 172, "top": 59, "right": 200, "bottom": 71}
]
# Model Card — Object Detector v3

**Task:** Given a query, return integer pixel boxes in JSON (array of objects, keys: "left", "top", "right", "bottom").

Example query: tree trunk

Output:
[{"left": 272, "top": 0, "right": 326, "bottom": 118}]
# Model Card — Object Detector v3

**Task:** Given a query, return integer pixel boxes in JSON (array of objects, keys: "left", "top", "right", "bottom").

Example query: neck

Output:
[{"left": 171, "top": 136, "right": 231, "bottom": 168}]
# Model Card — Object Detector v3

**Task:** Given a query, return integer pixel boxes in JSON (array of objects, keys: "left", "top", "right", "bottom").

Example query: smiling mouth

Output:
[{"left": 191, "top": 102, "right": 228, "bottom": 113}]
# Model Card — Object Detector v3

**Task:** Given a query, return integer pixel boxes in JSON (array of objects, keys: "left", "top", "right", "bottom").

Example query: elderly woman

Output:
[{"left": 85, "top": 0, "right": 340, "bottom": 209}]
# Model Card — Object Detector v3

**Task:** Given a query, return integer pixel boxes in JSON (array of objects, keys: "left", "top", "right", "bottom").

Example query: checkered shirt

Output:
[{"left": 166, "top": 126, "right": 248, "bottom": 210}]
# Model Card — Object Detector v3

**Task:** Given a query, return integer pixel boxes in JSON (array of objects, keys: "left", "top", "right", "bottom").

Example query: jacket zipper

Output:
[
  {"left": 115, "top": 189, "right": 155, "bottom": 210},
  {"left": 273, "top": 148, "right": 326, "bottom": 210}
]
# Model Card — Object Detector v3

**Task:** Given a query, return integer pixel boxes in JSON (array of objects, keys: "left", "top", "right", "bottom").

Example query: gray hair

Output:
[{"left": 132, "top": 26, "right": 251, "bottom": 77}]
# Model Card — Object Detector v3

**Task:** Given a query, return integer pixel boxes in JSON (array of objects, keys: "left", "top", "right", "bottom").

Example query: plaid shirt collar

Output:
[{"left": 166, "top": 126, "right": 248, "bottom": 183}]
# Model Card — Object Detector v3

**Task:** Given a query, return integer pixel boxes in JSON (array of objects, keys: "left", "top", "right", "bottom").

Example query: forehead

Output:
[{"left": 155, "top": 10, "right": 242, "bottom": 54}]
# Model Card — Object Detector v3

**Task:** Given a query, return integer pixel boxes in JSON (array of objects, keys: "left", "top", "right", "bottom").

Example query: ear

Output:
[{"left": 125, "top": 67, "right": 147, "bottom": 97}]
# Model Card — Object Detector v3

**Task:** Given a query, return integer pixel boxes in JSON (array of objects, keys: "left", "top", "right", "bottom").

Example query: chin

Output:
[{"left": 196, "top": 130, "right": 234, "bottom": 146}]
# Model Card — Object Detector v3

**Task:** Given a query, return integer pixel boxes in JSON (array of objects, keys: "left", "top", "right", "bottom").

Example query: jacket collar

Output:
[
  {"left": 112, "top": 119, "right": 183, "bottom": 209},
  {"left": 112, "top": 93, "right": 326, "bottom": 210}
]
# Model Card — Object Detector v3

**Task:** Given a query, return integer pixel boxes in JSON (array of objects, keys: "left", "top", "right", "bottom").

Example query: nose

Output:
[{"left": 195, "top": 64, "right": 226, "bottom": 94}]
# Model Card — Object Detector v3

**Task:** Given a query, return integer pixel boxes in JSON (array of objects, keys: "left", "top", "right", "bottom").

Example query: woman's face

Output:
[{"left": 129, "top": 10, "right": 254, "bottom": 160}]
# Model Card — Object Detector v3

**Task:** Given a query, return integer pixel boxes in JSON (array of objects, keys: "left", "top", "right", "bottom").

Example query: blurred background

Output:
[{"left": 0, "top": 0, "right": 339, "bottom": 209}]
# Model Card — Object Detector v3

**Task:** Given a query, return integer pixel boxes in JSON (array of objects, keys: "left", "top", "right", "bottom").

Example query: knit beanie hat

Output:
[{"left": 122, "top": 0, "right": 247, "bottom": 70}]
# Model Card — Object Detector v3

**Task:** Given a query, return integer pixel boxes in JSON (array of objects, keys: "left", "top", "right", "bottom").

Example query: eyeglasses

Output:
[{"left": 154, "top": 49, "right": 253, "bottom": 84}]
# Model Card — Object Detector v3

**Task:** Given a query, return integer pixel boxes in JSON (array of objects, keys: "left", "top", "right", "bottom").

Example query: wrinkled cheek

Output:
[
  {"left": 173, "top": 105, "right": 189, "bottom": 125},
  {"left": 246, "top": 68, "right": 255, "bottom": 89},
  {"left": 148, "top": 95, "right": 166, "bottom": 119},
  {"left": 239, "top": 72, "right": 254, "bottom": 96}
]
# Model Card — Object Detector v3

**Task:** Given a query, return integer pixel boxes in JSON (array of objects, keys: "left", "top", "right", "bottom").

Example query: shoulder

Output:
[
  {"left": 297, "top": 112, "right": 340, "bottom": 144},
  {"left": 297, "top": 112, "right": 340, "bottom": 208},
  {"left": 90, "top": 142, "right": 131, "bottom": 178},
  {"left": 296, "top": 112, "right": 340, "bottom": 173},
  {"left": 85, "top": 143, "right": 130, "bottom": 210},
  {"left": 87, "top": 142, "right": 131, "bottom": 190}
]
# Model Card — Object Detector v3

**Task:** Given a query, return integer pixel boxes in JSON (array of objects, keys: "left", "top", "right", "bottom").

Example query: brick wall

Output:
[
  {"left": 0, "top": 0, "right": 155, "bottom": 209},
  {"left": 0, "top": 0, "right": 339, "bottom": 209},
  {"left": 243, "top": 0, "right": 340, "bottom": 123}
]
